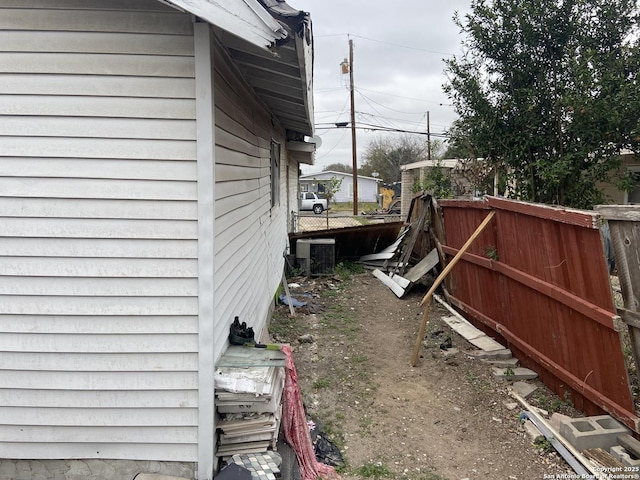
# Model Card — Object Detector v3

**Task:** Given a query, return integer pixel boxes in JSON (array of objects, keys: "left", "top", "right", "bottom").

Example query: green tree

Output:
[
  {"left": 359, "top": 134, "right": 428, "bottom": 183},
  {"left": 444, "top": 0, "right": 640, "bottom": 208},
  {"left": 323, "top": 163, "right": 353, "bottom": 174}
]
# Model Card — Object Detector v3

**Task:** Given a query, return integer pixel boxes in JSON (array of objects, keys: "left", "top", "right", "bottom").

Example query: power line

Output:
[
  {"left": 314, "top": 33, "right": 455, "bottom": 57},
  {"left": 357, "top": 87, "right": 453, "bottom": 106},
  {"left": 351, "top": 34, "right": 455, "bottom": 56}
]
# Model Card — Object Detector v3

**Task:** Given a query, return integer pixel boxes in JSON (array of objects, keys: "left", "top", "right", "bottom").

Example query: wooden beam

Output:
[{"left": 411, "top": 210, "right": 496, "bottom": 366}]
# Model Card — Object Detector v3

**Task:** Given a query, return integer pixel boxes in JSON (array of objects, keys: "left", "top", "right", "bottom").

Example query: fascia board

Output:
[{"left": 164, "top": 0, "right": 287, "bottom": 47}]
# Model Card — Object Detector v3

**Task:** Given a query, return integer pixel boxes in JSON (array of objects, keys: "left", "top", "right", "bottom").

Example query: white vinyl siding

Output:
[
  {"left": 0, "top": 0, "right": 198, "bottom": 462},
  {"left": 212, "top": 39, "right": 287, "bottom": 349}
]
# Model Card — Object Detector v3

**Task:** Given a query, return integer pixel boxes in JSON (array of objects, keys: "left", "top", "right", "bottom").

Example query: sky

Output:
[{"left": 289, "top": 0, "right": 472, "bottom": 174}]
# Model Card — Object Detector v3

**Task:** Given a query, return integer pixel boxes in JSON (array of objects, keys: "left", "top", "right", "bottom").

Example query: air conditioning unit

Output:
[{"left": 296, "top": 238, "right": 336, "bottom": 276}]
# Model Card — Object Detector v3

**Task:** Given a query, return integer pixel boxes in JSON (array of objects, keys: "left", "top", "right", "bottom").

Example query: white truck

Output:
[{"left": 299, "top": 192, "right": 328, "bottom": 214}]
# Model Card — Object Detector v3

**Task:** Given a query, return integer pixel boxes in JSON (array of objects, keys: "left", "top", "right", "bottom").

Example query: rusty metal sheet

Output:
[{"left": 437, "top": 197, "right": 638, "bottom": 432}]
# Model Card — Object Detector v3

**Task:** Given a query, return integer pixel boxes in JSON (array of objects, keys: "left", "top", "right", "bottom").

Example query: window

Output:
[{"left": 270, "top": 141, "right": 280, "bottom": 208}]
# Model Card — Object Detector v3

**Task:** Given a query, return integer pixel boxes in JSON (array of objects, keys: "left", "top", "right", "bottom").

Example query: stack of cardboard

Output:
[{"left": 215, "top": 365, "right": 285, "bottom": 457}]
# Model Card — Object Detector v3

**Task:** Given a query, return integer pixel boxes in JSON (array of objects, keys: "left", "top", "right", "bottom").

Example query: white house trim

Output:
[
  {"left": 164, "top": 0, "right": 287, "bottom": 47},
  {"left": 194, "top": 21, "right": 217, "bottom": 480}
]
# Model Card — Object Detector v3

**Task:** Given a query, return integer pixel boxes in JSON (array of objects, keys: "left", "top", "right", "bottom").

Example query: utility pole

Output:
[
  {"left": 426, "top": 111, "right": 431, "bottom": 161},
  {"left": 348, "top": 38, "right": 358, "bottom": 215}
]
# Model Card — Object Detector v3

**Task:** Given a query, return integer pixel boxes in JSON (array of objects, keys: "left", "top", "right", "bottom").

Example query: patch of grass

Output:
[
  {"left": 313, "top": 377, "right": 332, "bottom": 389},
  {"left": 355, "top": 462, "right": 393, "bottom": 478},
  {"left": 351, "top": 354, "right": 368, "bottom": 363},
  {"left": 464, "top": 370, "right": 492, "bottom": 393},
  {"left": 534, "top": 436, "right": 554, "bottom": 453},
  {"left": 268, "top": 311, "right": 305, "bottom": 341},
  {"left": 534, "top": 390, "right": 573, "bottom": 413},
  {"left": 334, "top": 261, "right": 365, "bottom": 280}
]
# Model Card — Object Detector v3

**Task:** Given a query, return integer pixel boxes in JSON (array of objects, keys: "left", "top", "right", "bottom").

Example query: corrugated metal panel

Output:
[
  {"left": 0, "top": 1, "right": 198, "bottom": 461},
  {"left": 437, "top": 197, "right": 638, "bottom": 431}
]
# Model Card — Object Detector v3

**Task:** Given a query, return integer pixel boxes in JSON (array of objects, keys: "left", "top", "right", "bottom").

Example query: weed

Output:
[
  {"left": 484, "top": 244, "right": 499, "bottom": 260},
  {"left": 464, "top": 370, "right": 492, "bottom": 393},
  {"left": 313, "top": 377, "right": 331, "bottom": 389},
  {"left": 355, "top": 462, "right": 393, "bottom": 478},
  {"left": 334, "top": 261, "right": 365, "bottom": 280},
  {"left": 504, "top": 366, "right": 515, "bottom": 380},
  {"left": 534, "top": 436, "right": 554, "bottom": 453},
  {"left": 351, "top": 354, "right": 368, "bottom": 363},
  {"left": 358, "top": 415, "right": 374, "bottom": 432}
]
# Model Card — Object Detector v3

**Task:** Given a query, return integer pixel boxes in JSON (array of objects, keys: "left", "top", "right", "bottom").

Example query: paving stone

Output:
[
  {"left": 511, "top": 381, "right": 538, "bottom": 398},
  {"left": 468, "top": 348, "right": 513, "bottom": 360},
  {"left": 481, "top": 357, "right": 519, "bottom": 368},
  {"left": 469, "top": 335, "right": 506, "bottom": 352},
  {"left": 492, "top": 367, "right": 538, "bottom": 381}
]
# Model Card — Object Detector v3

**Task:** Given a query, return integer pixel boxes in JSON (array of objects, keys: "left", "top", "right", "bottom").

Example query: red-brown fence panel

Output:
[{"left": 437, "top": 196, "right": 638, "bottom": 432}]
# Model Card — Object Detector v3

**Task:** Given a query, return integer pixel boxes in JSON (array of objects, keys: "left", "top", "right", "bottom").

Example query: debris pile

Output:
[
  {"left": 360, "top": 194, "right": 440, "bottom": 297},
  {"left": 214, "top": 347, "right": 285, "bottom": 458}
]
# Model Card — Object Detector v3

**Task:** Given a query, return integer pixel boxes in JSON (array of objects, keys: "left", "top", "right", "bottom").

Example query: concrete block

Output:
[
  {"left": 511, "top": 381, "right": 538, "bottom": 398},
  {"left": 610, "top": 445, "right": 640, "bottom": 468},
  {"left": 549, "top": 412, "right": 572, "bottom": 432},
  {"left": 492, "top": 367, "right": 538, "bottom": 381},
  {"left": 468, "top": 348, "right": 513, "bottom": 360},
  {"left": 559, "top": 415, "right": 631, "bottom": 453}
]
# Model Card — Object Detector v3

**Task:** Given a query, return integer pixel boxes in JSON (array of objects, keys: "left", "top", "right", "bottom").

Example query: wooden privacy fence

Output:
[{"left": 436, "top": 196, "right": 638, "bottom": 432}]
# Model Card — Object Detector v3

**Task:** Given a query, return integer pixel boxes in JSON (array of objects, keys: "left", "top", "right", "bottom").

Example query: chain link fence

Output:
[{"left": 292, "top": 212, "right": 403, "bottom": 233}]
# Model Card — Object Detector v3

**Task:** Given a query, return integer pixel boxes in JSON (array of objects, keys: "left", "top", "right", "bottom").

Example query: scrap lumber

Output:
[
  {"left": 583, "top": 448, "right": 626, "bottom": 470},
  {"left": 372, "top": 269, "right": 406, "bottom": 298},
  {"left": 411, "top": 210, "right": 496, "bottom": 366},
  {"left": 392, "top": 196, "right": 430, "bottom": 276}
]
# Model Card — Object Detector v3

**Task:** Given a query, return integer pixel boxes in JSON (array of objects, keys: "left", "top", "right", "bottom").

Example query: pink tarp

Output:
[{"left": 280, "top": 345, "right": 340, "bottom": 480}]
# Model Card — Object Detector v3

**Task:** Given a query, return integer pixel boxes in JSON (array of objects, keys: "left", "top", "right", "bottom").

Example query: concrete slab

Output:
[
  {"left": 511, "top": 381, "right": 538, "bottom": 398},
  {"left": 468, "top": 335, "right": 505, "bottom": 352},
  {"left": 468, "top": 348, "right": 513, "bottom": 361},
  {"left": 560, "top": 415, "right": 631, "bottom": 453},
  {"left": 0, "top": 459, "right": 195, "bottom": 480},
  {"left": 492, "top": 367, "right": 538, "bottom": 381},
  {"left": 481, "top": 357, "right": 519, "bottom": 368}
]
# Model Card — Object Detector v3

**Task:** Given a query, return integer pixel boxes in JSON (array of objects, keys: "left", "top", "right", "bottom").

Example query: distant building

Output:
[
  {"left": 300, "top": 170, "right": 381, "bottom": 203},
  {"left": 599, "top": 151, "right": 640, "bottom": 204}
]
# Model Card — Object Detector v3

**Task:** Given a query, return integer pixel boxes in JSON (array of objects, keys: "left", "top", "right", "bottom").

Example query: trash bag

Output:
[{"left": 310, "top": 423, "right": 344, "bottom": 467}]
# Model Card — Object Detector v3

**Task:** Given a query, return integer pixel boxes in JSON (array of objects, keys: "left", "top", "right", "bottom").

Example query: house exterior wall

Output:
[
  {"left": 599, "top": 153, "right": 640, "bottom": 204},
  {"left": 300, "top": 171, "right": 379, "bottom": 203},
  {"left": 0, "top": 0, "right": 293, "bottom": 467},
  {"left": 211, "top": 39, "right": 288, "bottom": 354},
  {"left": 0, "top": 0, "right": 199, "bottom": 463}
]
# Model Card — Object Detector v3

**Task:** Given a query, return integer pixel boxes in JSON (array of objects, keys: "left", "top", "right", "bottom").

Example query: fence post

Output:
[{"left": 595, "top": 205, "right": 640, "bottom": 391}]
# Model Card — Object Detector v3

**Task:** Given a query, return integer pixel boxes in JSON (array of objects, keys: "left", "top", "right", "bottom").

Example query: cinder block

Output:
[
  {"left": 559, "top": 415, "right": 631, "bottom": 452},
  {"left": 610, "top": 445, "right": 640, "bottom": 468}
]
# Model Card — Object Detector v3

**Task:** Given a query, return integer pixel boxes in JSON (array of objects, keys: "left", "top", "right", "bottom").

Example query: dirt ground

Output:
[{"left": 270, "top": 271, "right": 580, "bottom": 480}]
